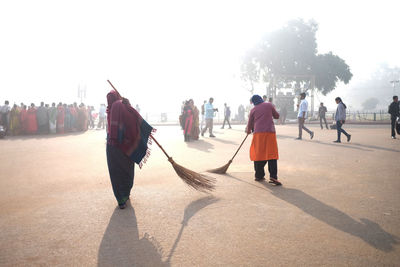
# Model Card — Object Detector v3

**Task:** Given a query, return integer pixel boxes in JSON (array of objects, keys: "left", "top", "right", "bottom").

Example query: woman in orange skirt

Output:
[{"left": 246, "top": 95, "right": 281, "bottom": 185}]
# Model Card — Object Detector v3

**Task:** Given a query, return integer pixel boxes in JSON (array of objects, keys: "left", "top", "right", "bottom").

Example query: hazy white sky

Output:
[{"left": 1, "top": 0, "right": 399, "bottom": 115}]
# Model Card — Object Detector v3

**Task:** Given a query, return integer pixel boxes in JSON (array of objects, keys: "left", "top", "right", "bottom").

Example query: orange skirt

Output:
[{"left": 250, "top": 132, "right": 279, "bottom": 161}]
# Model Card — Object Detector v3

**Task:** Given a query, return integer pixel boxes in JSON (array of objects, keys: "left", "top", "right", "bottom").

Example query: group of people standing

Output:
[{"left": 0, "top": 101, "right": 97, "bottom": 136}]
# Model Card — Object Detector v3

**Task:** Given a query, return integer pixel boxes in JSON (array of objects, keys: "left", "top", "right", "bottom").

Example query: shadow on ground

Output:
[
  {"left": 224, "top": 173, "right": 399, "bottom": 252},
  {"left": 166, "top": 196, "right": 219, "bottom": 264},
  {"left": 186, "top": 139, "right": 214, "bottom": 152},
  {"left": 98, "top": 196, "right": 219, "bottom": 266},
  {"left": 98, "top": 202, "right": 168, "bottom": 267}
]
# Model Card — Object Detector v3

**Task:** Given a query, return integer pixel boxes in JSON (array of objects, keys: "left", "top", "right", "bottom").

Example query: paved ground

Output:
[{"left": 0, "top": 124, "right": 399, "bottom": 266}]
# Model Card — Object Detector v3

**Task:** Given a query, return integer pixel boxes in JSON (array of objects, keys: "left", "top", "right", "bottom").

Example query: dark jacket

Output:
[{"left": 388, "top": 102, "right": 400, "bottom": 118}]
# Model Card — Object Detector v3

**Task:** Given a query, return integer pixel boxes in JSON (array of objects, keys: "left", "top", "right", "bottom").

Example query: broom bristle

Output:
[
  {"left": 169, "top": 160, "right": 216, "bottom": 192},
  {"left": 207, "top": 160, "right": 232, "bottom": 174}
]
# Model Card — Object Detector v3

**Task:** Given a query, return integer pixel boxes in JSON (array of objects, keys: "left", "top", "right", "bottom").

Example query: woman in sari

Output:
[
  {"left": 9, "top": 104, "right": 21, "bottom": 135},
  {"left": 106, "top": 90, "right": 154, "bottom": 209},
  {"left": 246, "top": 95, "right": 281, "bottom": 185},
  {"left": 189, "top": 99, "right": 200, "bottom": 140},
  {"left": 20, "top": 105, "right": 28, "bottom": 134},
  {"left": 27, "top": 104, "right": 38, "bottom": 134},
  {"left": 63, "top": 104, "right": 71, "bottom": 132},
  {"left": 56, "top": 103, "right": 65, "bottom": 134},
  {"left": 77, "top": 104, "right": 88, "bottom": 131},
  {"left": 182, "top": 101, "right": 193, "bottom": 142}
]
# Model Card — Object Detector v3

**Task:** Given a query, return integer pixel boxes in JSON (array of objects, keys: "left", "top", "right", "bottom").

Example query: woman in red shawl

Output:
[
  {"left": 106, "top": 90, "right": 154, "bottom": 209},
  {"left": 182, "top": 101, "right": 193, "bottom": 142},
  {"left": 26, "top": 103, "right": 38, "bottom": 134},
  {"left": 56, "top": 103, "right": 65, "bottom": 134}
]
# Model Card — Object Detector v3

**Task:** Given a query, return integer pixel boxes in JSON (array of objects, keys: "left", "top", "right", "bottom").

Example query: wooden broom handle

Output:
[
  {"left": 107, "top": 80, "right": 122, "bottom": 98},
  {"left": 150, "top": 135, "right": 171, "bottom": 159},
  {"left": 230, "top": 134, "right": 249, "bottom": 161}
]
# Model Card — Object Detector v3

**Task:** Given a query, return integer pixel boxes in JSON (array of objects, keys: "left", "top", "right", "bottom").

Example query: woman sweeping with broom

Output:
[
  {"left": 246, "top": 95, "right": 282, "bottom": 185},
  {"left": 106, "top": 89, "right": 154, "bottom": 209}
]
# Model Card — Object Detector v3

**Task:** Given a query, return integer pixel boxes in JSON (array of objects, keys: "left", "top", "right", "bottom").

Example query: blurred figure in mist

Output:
[
  {"left": 182, "top": 100, "right": 193, "bottom": 142},
  {"left": 238, "top": 104, "right": 245, "bottom": 123},
  {"left": 20, "top": 105, "right": 28, "bottom": 134},
  {"left": 221, "top": 103, "right": 231, "bottom": 129},
  {"left": 88, "top": 106, "right": 94, "bottom": 129},
  {"left": 388, "top": 95, "right": 399, "bottom": 139},
  {"left": 56, "top": 102, "right": 65, "bottom": 134},
  {"left": 98, "top": 103, "right": 106, "bottom": 129},
  {"left": 27, "top": 103, "right": 38, "bottom": 134},
  {"left": 9, "top": 104, "right": 21, "bottom": 135},
  {"left": 64, "top": 104, "right": 71, "bottom": 132},
  {"left": 280, "top": 105, "right": 287, "bottom": 125},
  {"left": 77, "top": 103, "right": 88, "bottom": 131},
  {"left": 200, "top": 100, "right": 206, "bottom": 129},
  {"left": 37, "top": 102, "right": 49, "bottom": 134},
  {"left": 262, "top": 95, "right": 267, "bottom": 102},
  {"left": 318, "top": 102, "right": 329, "bottom": 129},
  {"left": 201, "top": 97, "right": 218, "bottom": 138},
  {"left": 0, "top": 100, "right": 11, "bottom": 134},
  {"left": 48, "top": 103, "right": 57, "bottom": 134}
]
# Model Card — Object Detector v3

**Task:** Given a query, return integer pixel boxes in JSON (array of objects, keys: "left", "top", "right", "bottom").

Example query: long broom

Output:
[
  {"left": 208, "top": 133, "right": 249, "bottom": 174},
  {"left": 107, "top": 80, "right": 215, "bottom": 192}
]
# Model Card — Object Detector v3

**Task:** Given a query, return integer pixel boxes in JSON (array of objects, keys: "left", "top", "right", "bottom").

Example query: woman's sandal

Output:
[{"left": 269, "top": 177, "right": 282, "bottom": 186}]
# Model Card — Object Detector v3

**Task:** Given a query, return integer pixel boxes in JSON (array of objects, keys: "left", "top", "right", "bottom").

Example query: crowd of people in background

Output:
[{"left": 0, "top": 100, "right": 108, "bottom": 137}]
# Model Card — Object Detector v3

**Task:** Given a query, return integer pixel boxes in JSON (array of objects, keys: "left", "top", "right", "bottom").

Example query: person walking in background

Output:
[
  {"left": 333, "top": 97, "right": 351, "bottom": 143},
  {"left": 221, "top": 103, "right": 232, "bottom": 129},
  {"left": 88, "top": 106, "right": 94, "bottom": 129},
  {"left": 388, "top": 95, "right": 399, "bottom": 139},
  {"left": 48, "top": 103, "right": 57, "bottom": 134},
  {"left": 262, "top": 95, "right": 267, "bottom": 102},
  {"left": 201, "top": 97, "right": 218, "bottom": 138},
  {"left": 98, "top": 103, "right": 106, "bottom": 129},
  {"left": 318, "top": 102, "right": 329, "bottom": 129},
  {"left": 246, "top": 95, "right": 281, "bottom": 185},
  {"left": 37, "top": 102, "right": 49, "bottom": 134},
  {"left": 280, "top": 105, "right": 287, "bottom": 125},
  {"left": 64, "top": 104, "right": 71, "bottom": 132},
  {"left": 296, "top": 92, "right": 314, "bottom": 140},
  {"left": 200, "top": 100, "right": 206, "bottom": 129}
]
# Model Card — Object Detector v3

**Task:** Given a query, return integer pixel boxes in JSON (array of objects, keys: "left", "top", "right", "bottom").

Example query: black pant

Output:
[
  {"left": 336, "top": 121, "right": 349, "bottom": 141},
  {"left": 254, "top": 160, "right": 277, "bottom": 179},
  {"left": 221, "top": 116, "right": 231, "bottom": 128},
  {"left": 391, "top": 117, "right": 397, "bottom": 137}
]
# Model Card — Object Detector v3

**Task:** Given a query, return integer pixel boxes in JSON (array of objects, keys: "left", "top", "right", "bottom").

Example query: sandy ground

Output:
[{"left": 0, "top": 124, "right": 399, "bottom": 266}]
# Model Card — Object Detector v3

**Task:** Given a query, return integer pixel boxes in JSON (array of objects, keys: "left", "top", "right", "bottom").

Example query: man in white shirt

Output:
[
  {"left": 296, "top": 93, "right": 314, "bottom": 140},
  {"left": 0, "top": 100, "right": 11, "bottom": 134}
]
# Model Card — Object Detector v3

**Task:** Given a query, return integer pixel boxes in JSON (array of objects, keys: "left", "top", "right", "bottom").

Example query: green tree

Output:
[{"left": 242, "top": 19, "right": 352, "bottom": 95}]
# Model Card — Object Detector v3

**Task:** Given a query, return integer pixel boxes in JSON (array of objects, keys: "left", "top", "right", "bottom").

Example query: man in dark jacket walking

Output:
[{"left": 388, "top": 95, "right": 399, "bottom": 139}]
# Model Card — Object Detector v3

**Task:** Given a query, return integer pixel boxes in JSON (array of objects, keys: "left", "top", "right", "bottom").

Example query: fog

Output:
[{"left": 1, "top": 0, "right": 399, "bottom": 119}]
